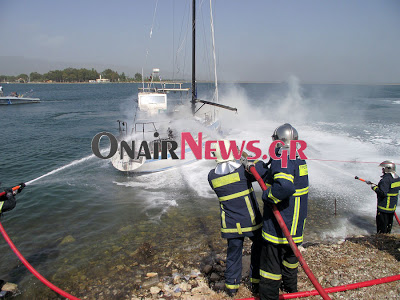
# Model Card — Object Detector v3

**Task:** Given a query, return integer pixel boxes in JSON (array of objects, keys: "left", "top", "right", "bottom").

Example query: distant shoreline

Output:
[{"left": 1, "top": 81, "right": 400, "bottom": 86}]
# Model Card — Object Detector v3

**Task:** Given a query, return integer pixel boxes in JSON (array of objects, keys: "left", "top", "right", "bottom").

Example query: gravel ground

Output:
[{"left": 138, "top": 233, "right": 400, "bottom": 300}]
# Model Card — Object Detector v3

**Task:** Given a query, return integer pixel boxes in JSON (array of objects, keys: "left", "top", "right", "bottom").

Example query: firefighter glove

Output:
[
  {"left": 240, "top": 156, "right": 254, "bottom": 172},
  {"left": 18, "top": 182, "right": 26, "bottom": 193}
]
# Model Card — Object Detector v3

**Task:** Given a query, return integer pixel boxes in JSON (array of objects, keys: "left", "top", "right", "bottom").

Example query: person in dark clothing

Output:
[
  {"left": 258, "top": 123, "right": 309, "bottom": 300},
  {"left": 0, "top": 183, "right": 24, "bottom": 297},
  {"left": 208, "top": 140, "right": 268, "bottom": 296},
  {"left": 0, "top": 186, "right": 19, "bottom": 214},
  {"left": 368, "top": 161, "right": 400, "bottom": 234}
]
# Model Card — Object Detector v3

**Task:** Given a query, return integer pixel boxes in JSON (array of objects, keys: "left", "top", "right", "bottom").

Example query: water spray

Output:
[{"left": 354, "top": 176, "right": 400, "bottom": 226}]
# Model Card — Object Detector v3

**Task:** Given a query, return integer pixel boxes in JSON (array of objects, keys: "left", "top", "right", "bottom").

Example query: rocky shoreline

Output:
[
  {"left": 4, "top": 233, "right": 400, "bottom": 299},
  {"left": 127, "top": 234, "right": 400, "bottom": 300}
]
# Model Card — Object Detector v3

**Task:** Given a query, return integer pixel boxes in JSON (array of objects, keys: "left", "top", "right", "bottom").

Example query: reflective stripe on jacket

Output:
[
  {"left": 262, "top": 152, "right": 308, "bottom": 245},
  {"left": 373, "top": 173, "right": 400, "bottom": 213},
  {"left": 208, "top": 162, "right": 268, "bottom": 239}
]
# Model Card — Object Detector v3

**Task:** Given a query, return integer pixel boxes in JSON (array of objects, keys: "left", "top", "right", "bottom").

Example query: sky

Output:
[{"left": 1, "top": 0, "right": 400, "bottom": 83}]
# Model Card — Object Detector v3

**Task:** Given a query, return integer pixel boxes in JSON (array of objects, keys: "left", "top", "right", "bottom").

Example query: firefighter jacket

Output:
[
  {"left": 208, "top": 161, "right": 268, "bottom": 239},
  {"left": 373, "top": 173, "right": 400, "bottom": 213},
  {"left": 261, "top": 151, "right": 308, "bottom": 245},
  {"left": 0, "top": 189, "right": 16, "bottom": 213}
]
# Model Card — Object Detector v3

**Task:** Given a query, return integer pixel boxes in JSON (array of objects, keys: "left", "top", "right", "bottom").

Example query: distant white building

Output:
[{"left": 95, "top": 75, "right": 110, "bottom": 83}]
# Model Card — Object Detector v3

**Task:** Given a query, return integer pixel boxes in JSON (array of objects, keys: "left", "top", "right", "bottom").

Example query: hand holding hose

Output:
[{"left": 240, "top": 151, "right": 254, "bottom": 172}]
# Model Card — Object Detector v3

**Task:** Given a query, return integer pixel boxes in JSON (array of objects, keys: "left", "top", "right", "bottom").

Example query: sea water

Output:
[{"left": 0, "top": 81, "right": 399, "bottom": 297}]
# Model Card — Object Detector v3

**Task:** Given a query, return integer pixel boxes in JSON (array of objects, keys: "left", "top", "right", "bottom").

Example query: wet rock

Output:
[
  {"left": 1, "top": 282, "right": 18, "bottom": 293},
  {"left": 112, "top": 246, "right": 122, "bottom": 252},
  {"left": 60, "top": 235, "right": 76, "bottom": 245},
  {"left": 202, "top": 264, "right": 212, "bottom": 274},
  {"left": 213, "top": 264, "right": 225, "bottom": 273},
  {"left": 214, "top": 281, "right": 225, "bottom": 291},
  {"left": 209, "top": 272, "right": 220, "bottom": 282},
  {"left": 146, "top": 272, "right": 158, "bottom": 278},
  {"left": 141, "top": 275, "right": 159, "bottom": 289}
]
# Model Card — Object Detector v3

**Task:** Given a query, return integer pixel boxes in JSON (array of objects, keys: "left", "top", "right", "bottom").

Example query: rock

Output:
[
  {"left": 112, "top": 245, "right": 122, "bottom": 252},
  {"left": 166, "top": 260, "right": 173, "bottom": 268},
  {"left": 214, "top": 264, "right": 225, "bottom": 273},
  {"left": 298, "top": 245, "right": 306, "bottom": 253},
  {"left": 178, "top": 282, "right": 191, "bottom": 292},
  {"left": 241, "top": 255, "right": 251, "bottom": 278},
  {"left": 146, "top": 272, "right": 158, "bottom": 278},
  {"left": 214, "top": 281, "right": 225, "bottom": 291},
  {"left": 192, "top": 285, "right": 211, "bottom": 295},
  {"left": 60, "top": 235, "right": 75, "bottom": 245},
  {"left": 1, "top": 282, "right": 18, "bottom": 293},
  {"left": 173, "top": 274, "right": 181, "bottom": 284},
  {"left": 330, "top": 279, "right": 340, "bottom": 286},
  {"left": 209, "top": 272, "right": 220, "bottom": 282},
  {"left": 202, "top": 265, "right": 212, "bottom": 274},
  {"left": 190, "top": 269, "right": 201, "bottom": 278},
  {"left": 150, "top": 286, "right": 160, "bottom": 295},
  {"left": 141, "top": 276, "right": 159, "bottom": 289}
]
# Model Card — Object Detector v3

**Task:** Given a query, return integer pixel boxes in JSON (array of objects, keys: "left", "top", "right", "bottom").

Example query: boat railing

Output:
[{"left": 138, "top": 82, "right": 190, "bottom": 93}]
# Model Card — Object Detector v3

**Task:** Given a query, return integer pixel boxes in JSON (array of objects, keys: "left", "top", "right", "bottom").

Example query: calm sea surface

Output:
[{"left": 0, "top": 82, "right": 399, "bottom": 298}]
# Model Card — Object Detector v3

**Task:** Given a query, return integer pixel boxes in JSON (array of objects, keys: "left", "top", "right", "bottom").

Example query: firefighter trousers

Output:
[
  {"left": 376, "top": 211, "right": 394, "bottom": 234},
  {"left": 259, "top": 242, "right": 298, "bottom": 300},
  {"left": 225, "top": 232, "right": 261, "bottom": 294}
]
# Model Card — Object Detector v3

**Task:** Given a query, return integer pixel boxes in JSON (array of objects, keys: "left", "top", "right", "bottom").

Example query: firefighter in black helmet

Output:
[
  {"left": 368, "top": 161, "right": 400, "bottom": 233},
  {"left": 259, "top": 123, "right": 309, "bottom": 300}
]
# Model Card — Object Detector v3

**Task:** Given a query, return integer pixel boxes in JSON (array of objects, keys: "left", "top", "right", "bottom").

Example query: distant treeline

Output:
[{"left": 0, "top": 68, "right": 144, "bottom": 83}]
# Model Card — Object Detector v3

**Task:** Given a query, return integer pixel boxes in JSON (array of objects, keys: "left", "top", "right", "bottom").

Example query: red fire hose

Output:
[
  {"left": 238, "top": 274, "right": 400, "bottom": 300},
  {"left": 355, "top": 176, "right": 400, "bottom": 226},
  {"left": 249, "top": 166, "right": 331, "bottom": 300},
  {"left": 1, "top": 183, "right": 80, "bottom": 300},
  {"left": 0, "top": 222, "right": 80, "bottom": 300}
]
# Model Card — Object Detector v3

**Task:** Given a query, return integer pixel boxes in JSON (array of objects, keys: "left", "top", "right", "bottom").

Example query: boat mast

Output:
[{"left": 191, "top": 0, "right": 196, "bottom": 115}]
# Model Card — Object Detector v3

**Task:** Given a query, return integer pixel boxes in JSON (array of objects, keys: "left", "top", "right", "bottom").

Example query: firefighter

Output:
[
  {"left": 208, "top": 140, "right": 268, "bottom": 296},
  {"left": 368, "top": 161, "right": 400, "bottom": 234},
  {"left": 258, "top": 123, "right": 309, "bottom": 300},
  {"left": 0, "top": 183, "right": 24, "bottom": 298},
  {"left": 0, "top": 185, "right": 22, "bottom": 214}
]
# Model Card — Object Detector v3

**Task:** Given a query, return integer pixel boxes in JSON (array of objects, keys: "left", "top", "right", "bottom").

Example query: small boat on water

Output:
[
  {"left": 0, "top": 96, "right": 41, "bottom": 105},
  {"left": 0, "top": 91, "right": 40, "bottom": 105}
]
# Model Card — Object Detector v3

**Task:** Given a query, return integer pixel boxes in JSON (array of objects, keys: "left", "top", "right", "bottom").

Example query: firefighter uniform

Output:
[
  {"left": 259, "top": 151, "right": 308, "bottom": 300},
  {"left": 208, "top": 161, "right": 268, "bottom": 295},
  {"left": 373, "top": 173, "right": 400, "bottom": 233},
  {"left": 0, "top": 189, "right": 17, "bottom": 214}
]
